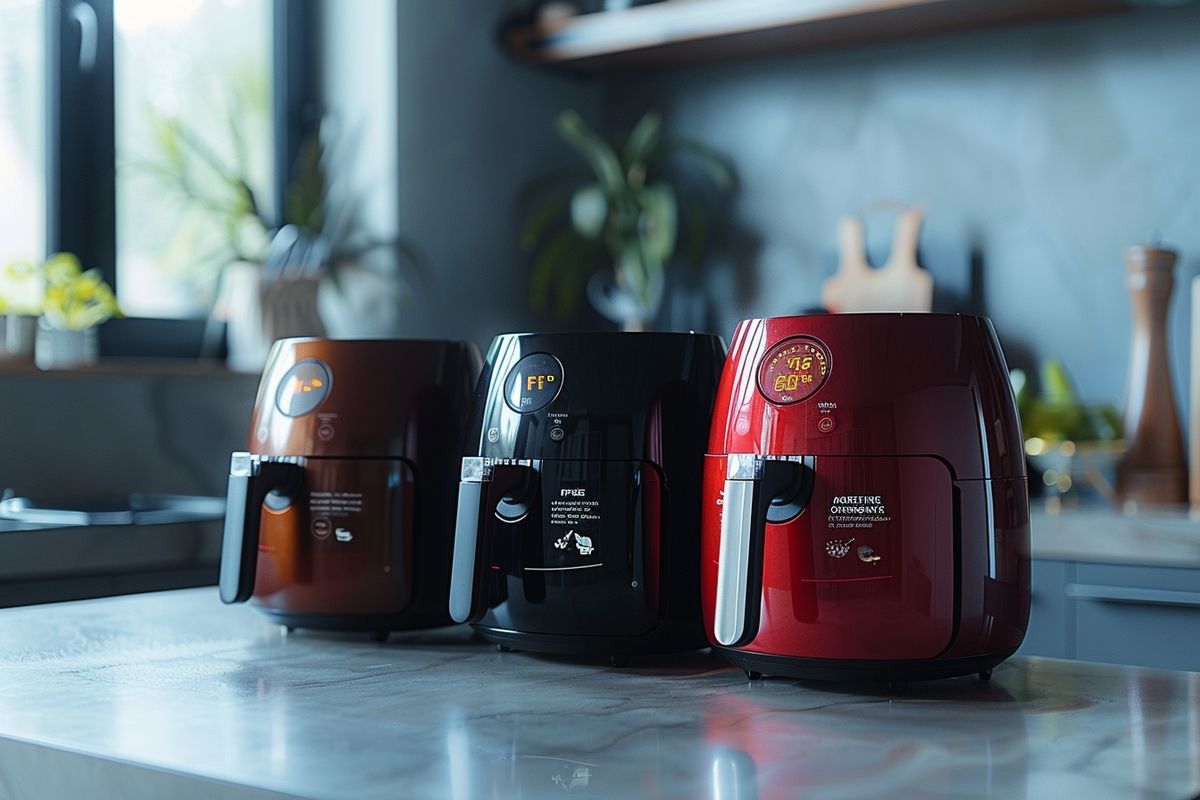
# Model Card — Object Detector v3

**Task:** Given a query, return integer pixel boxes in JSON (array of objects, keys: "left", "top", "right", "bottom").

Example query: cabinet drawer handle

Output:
[{"left": 1066, "top": 583, "right": 1200, "bottom": 609}]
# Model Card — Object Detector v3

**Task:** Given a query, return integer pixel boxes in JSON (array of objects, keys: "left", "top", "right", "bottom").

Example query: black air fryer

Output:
[{"left": 449, "top": 332, "right": 726, "bottom": 660}]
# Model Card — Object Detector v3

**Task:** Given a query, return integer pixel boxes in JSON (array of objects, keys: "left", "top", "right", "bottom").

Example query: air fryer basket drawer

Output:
[{"left": 481, "top": 459, "right": 664, "bottom": 637}]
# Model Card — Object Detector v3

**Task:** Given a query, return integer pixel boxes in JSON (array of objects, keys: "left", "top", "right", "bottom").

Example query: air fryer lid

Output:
[
  {"left": 250, "top": 337, "right": 480, "bottom": 459},
  {"left": 708, "top": 314, "right": 1025, "bottom": 482},
  {"left": 467, "top": 331, "right": 725, "bottom": 464}
]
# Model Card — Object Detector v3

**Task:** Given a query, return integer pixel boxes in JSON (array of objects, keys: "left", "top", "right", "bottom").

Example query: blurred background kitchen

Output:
[{"left": 0, "top": 0, "right": 1198, "bottom": 668}]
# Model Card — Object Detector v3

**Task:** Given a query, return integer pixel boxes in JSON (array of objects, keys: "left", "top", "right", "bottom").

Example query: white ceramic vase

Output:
[
  {"left": 219, "top": 261, "right": 327, "bottom": 373},
  {"left": 34, "top": 318, "right": 98, "bottom": 370}
]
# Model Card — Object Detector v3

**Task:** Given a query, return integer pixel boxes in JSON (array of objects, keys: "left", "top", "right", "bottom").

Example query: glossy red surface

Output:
[{"left": 703, "top": 314, "right": 1030, "bottom": 672}]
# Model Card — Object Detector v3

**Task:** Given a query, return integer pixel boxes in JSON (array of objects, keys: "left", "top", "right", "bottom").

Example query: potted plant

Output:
[
  {"left": 520, "top": 109, "right": 735, "bottom": 331},
  {"left": 0, "top": 260, "right": 43, "bottom": 363},
  {"left": 1013, "top": 360, "right": 1125, "bottom": 507},
  {"left": 136, "top": 109, "right": 422, "bottom": 371},
  {"left": 34, "top": 253, "right": 123, "bottom": 369}
]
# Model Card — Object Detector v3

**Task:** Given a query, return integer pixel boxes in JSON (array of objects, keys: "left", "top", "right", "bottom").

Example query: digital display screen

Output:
[
  {"left": 504, "top": 353, "right": 564, "bottom": 414},
  {"left": 758, "top": 336, "right": 831, "bottom": 404},
  {"left": 275, "top": 359, "right": 332, "bottom": 417}
]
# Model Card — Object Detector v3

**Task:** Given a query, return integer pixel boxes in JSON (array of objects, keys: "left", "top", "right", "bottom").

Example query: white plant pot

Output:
[
  {"left": 218, "top": 261, "right": 327, "bottom": 373},
  {"left": 220, "top": 262, "right": 273, "bottom": 373},
  {"left": 316, "top": 263, "right": 404, "bottom": 338},
  {"left": 587, "top": 267, "right": 664, "bottom": 332},
  {"left": 34, "top": 319, "right": 98, "bottom": 370},
  {"left": 0, "top": 315, "right": 37, "bottom": 363}
]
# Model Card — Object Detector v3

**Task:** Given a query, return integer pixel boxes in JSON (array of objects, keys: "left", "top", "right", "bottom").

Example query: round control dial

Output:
[
  {"left": 758, "top": 336, "right": 831, "bottom": 404},
  {"left": 275, "top": 359, "right": 332, "bottom": 417},
  {"left": 504, "top": 353, "right": 564, "bottom": 414}
]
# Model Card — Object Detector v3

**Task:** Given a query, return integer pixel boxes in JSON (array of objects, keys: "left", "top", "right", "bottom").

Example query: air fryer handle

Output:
[
  {"left": 714, "top": 456, "right": 813, "bottom": 647},
  {"left": 449, "top": 460, "right": 536, "bottom": 624},
  {"left": 449, "top": 478, "right": 488, "bottom": 624},
  {"left": 218, "top": 453, "right": 304, "bottom": 605}
]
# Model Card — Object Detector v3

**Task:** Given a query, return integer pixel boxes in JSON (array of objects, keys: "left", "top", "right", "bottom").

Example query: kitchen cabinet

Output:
[
  {"left": 1021, "top": 508, "right": 1200, "bottom": 671},
  {"left": 0, "top": 366, "right": 256, "bottom": 607},
  {"left": 1023, "top": 560, "right": 1073, "bottom": 659},
  {"left": 0, "top": 520, "right": 220, "bottom": 608}
]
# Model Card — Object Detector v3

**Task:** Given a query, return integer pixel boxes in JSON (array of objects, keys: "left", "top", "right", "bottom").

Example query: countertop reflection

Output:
[{"left": 0, "top": 589, "right": 1195, "bottom": 799}]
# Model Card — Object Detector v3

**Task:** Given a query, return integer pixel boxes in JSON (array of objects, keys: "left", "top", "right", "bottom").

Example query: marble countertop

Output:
[
  {"left": 1031, "top": 506, "right": 1200, "bottom": 568},
  {"left": 0, "top": 589, "right": 1197, "bottom": 799}
]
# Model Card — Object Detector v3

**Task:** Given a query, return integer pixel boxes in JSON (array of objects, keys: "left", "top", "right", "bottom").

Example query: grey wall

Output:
[
  {"left": 319, "top": 0, "right": 605, "bottom": 349},
  {"left": 316, "top": 3, "right": 1200, "bottom": 412},
  {"left": 392, "top": 4, "right": 606, "bottom": 346},
  {"left": 605, "top": 6, "right": 1200, "bottom": 410}
]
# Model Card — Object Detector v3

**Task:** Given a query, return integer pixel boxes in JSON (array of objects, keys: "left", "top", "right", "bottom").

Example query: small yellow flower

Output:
[
  {"left": 30, "top": 253, "right": 121, "bottom": 330},
  {"left": 43, "top": 253, "right": 82, "bottom": 285}
]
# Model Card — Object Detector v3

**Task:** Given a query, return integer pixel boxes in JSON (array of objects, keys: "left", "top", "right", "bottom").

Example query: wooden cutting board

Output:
[{"left": 821, "top": 205, "right": 933, "bottom": 314}]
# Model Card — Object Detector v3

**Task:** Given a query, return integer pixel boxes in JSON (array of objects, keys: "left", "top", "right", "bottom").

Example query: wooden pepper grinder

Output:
[{"left": 1116, "top": 243, "right": 1188, "bottom": 506}]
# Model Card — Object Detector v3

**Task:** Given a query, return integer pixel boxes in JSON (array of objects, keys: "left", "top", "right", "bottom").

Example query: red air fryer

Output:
[
  {"left": 703, "top": 314, "right": 1030, "bottom": 682},
  {"left": 220, "top": 338, "right": 481, "bottom": 638}
]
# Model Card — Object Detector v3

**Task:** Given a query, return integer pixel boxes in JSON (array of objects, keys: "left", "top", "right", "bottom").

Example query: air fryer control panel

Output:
[
  {"left": 275, "top": 358, "right": 332, "bottom": 417},
  {"left": 504, "top": 353, "right": 564, "bottom": 414},
  {"left": 758, "top": 336, "right": 831, "bottom": 405}
]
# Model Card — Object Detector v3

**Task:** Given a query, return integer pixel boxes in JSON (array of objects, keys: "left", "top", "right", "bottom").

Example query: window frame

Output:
[
  {"left": 43, "top": 0, "right": 320, "bottom": 360},
  {"left": 45, "top": 0, "right": 115, "bottom": 289}
]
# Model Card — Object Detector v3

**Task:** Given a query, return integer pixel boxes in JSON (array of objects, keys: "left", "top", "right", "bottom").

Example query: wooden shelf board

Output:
[
  {"left": 506, "top": 0, "right": 1133, "bottom": 71},
  {"left": 0, "top": 360, "right": 243, "bottom": 379}
]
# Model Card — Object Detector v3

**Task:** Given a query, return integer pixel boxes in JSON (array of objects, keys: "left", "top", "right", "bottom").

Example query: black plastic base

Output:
[
  {"left": 473, "top": 620, "right": 707, "bottom": 659},
  {"left": 256, "top": 607, "right": 452, "bottom": 636},
  {"left": 717, "top": 647, "right": 1017, "bottom": 683}
]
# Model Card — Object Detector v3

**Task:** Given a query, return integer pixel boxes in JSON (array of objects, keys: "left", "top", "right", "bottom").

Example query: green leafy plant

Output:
[
  {"left": 521, "top": 109, "right": 734, "bottom": 327},
  {"left": 273, "top": 124, "right": 425, "bottom": 294},
  {"left": 132, "top": 84, "right": 274, "bottom": 286},
  {"left": 136, "top": 110, "right": 422, "bottom": 301},
  {"left": 1012, "top": 359, "right": 1122, "bottom": 443}
]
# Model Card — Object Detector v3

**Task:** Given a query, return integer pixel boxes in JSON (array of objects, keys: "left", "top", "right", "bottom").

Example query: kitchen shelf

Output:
[
  {"left": 0, "top": 360, "right": 240, "bottom": 378},
  {"left": 505, "top": 0, "right": 1133, "bottom": 71}
]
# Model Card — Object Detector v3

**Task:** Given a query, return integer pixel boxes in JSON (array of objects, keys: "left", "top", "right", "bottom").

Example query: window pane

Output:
[
  {"left": 0, "top": 0, "right": 45, "bottom": 270},
  {"left": 115, "top": 0, "right": 272, "bottom": 318}
]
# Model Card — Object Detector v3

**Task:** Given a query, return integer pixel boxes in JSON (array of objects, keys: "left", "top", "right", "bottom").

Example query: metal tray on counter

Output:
[{"left": 0, "top": 493, "right": 226, "bottom": 528}]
